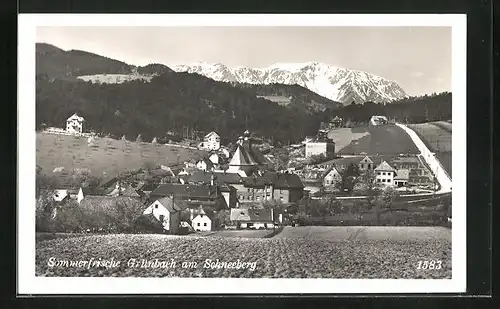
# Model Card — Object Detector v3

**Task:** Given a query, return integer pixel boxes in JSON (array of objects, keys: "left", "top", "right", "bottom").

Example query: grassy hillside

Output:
[
  {"left": 335, "top": 125, "right": 419, "bottom": 156},
  {"left": 36, "top": 133, "right": 206, "bottom": 178},
  {"left": 405, "top": 122, "right": 452, "bottom": 177},
  {"left": 234, "top": 82, "right": 343, "bottom": 112}
]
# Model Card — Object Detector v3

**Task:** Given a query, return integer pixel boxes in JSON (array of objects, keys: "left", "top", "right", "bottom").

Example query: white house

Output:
[
  {"left": 208, "top": 152, "right": 220, "bottom": 165},
  {"left": 358, "top": 156, "right": 374, "bottom": 171},
  {"left": 374, "top": 161, "right": 397, "bottom": 186},
  {"left": 191, "top": 209, "right": 212, "bottom": 232},
  {"left": 66, "top": 113, "right": 86, "bottom": 134},
  {"left": 52, "top": 187, "right": 86, "bottom": 204},
  {"left": 369, "top": 115, "right": 388, "bottom": 126},
  {"left": 305, "top": 140, "right": 335, "bottom": 158},
  {"left": 323, "top": 167, "right": 342, "bottom": 190},
  {"left": 196, "top": 158, "right": 214, "bottom": 171},
  {"left": 202, "top": 131, "right": 220, "bottom": 151},
  {"left": 143, "top": 197, "right": 182, "bottom": 234}
]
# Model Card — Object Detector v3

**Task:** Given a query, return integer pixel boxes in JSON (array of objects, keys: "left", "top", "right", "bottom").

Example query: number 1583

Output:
[{"left": 417, "top": 260, "right": 442, "bottom": 270}]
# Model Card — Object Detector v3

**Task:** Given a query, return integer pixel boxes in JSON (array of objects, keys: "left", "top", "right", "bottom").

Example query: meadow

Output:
[
  {"left": 335, "top": 125, "right": 419, "bottom": 156},
  {"left": 36, "top": 227, "right": 451, "bottom": 279},
  {"left": 36, "top": 133, "right": 206, "bottom": 177},
  {"left": 327, "top": 127, "right": 370, "bottom": 152},
  {"left": 405, "top": 122, "right": 452, "bottom": 177}
]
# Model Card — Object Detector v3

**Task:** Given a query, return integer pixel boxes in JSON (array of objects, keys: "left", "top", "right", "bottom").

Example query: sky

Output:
[{"left": 36, "top": 26, "right": 451, "bottom": 96}]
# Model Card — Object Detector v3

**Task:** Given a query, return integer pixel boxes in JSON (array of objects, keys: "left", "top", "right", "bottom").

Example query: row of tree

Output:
[{"left": 330, "top": 92, "right": 452, "bottom": 125}]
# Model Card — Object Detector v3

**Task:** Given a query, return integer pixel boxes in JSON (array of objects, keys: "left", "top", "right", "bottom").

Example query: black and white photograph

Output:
[{"left": 18, "top": 14, "right": 466, "bottom": 294}]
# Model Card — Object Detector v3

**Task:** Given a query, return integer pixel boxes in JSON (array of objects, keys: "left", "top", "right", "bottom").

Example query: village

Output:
[{"left": 38, "top": 112, "right": 445, "bottom": 236}]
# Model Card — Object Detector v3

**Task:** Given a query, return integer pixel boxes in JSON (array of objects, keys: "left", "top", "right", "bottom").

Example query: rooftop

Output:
[
  {"left": 150, "top": 183, "right": 217, "bottom": 199},
  {"left": 230, "top": 208, "right": 273, "bottom": 222}
]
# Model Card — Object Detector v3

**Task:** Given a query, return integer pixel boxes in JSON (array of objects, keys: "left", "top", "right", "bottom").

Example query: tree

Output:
[
  {"left": 378, "top": 186, "right": 400, "bottom": 225},
  {"left": 36, "top": 166, "right": 58, "bottom": 197},
  {"left": 337, "top": 163, "right": 361, "bottom": 195},
  {"left": 35, "top": 191, "right": 57, "bottom": 232},
  {"left": 354, "top": 170, "right": 382, "bottom": 224},
  {"left": 214, "top": 209, "right": 230, "bottom": 229}
]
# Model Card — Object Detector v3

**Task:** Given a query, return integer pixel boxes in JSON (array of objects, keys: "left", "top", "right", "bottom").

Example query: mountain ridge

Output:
[{"left": 172, "top": 61, "right": 407, "bottom": 105}]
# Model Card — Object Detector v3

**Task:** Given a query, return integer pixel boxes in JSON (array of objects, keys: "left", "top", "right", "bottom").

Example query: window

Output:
[
  {"left": 197, "top": 223, "right": 200, "bottom": 226},
  {"left": 378, "top": 172, "right": 381, "bottom": 175},
  {"left": 155, "top": 205, "right": 158, "bottom": 209},
  {"left": 377, "top": 179, "right": 381, "bottom": 182},
  {"left": 382, "top": 179, "right": 385, "bottom": 182},
  {"left": 204, "top": 223, "right": 207, "bottom": 227},
  {"left": 159, "top": 215, "right": 164, "bottom": 222},
  {"left": 382, "top": 172, "right": 386, "bottom": 176}
]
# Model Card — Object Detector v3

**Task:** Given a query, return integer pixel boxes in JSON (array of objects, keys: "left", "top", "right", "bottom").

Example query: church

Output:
[{"left": 226, "top": 130, "right": 271, "bottom": 177}]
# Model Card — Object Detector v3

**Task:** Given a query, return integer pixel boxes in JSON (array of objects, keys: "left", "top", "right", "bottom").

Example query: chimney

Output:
[{"left": 210, "top": 174, "right": 216, "bottom": 186}]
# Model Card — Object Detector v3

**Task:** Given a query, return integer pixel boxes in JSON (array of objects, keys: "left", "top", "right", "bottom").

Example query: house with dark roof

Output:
[
  {"left": 230, "top": 208, "right": 274, "bottom": 229},
  {"left": 186, "top": 170, "right": 244, "bottom": 186},
  {"left": 394, "top": 169, "right": 410, "bottom": 187},
  {"left": 239, "top": 171, "right": 304, "bottom": 204},
  {"left": 149, "top": 183, "right": 227, "bottom": 209}
]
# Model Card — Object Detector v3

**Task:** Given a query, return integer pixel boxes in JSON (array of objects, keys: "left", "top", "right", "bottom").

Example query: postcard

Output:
[{"left": 18, "top": 13, "right": 466, "bottom": 294}]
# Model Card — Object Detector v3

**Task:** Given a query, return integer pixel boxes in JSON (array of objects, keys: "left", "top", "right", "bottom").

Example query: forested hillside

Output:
[
  {"left": 231, "top": 82, "right": 343, "bottom": 112},
  {"left": 36, "top": 43, "right": 133, "bottom": 80},
  {"left": 36, "top": 72, "right": 327, "bottom": 144},
  {"left": 330, "top": 92, "right": 452, "bottom": 125}
]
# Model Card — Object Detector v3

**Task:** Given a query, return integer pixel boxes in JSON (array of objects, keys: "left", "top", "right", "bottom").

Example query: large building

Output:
[
  {"left": 374, "top": 161, "right": 397, "bottom": 186},
  {"left": 227, "top": 130, "right": 271, "bottom": 176},
  {"left": 305, "top": 137, "right": 335, "bottom": 158},
  {"left": 239, "top": 171, "right": 304, "bottom": 204},
  {"left": 201, "top": 131, "right": 221, "bottom": 151},
  {"left": 66, "top": 113, "right": 86, "bottom": 134}
]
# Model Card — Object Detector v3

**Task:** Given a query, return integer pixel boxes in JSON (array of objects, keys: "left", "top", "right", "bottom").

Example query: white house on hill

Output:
[
  {"left": 143, "top": 197, "right": 182, "bottom": 234},
  {"left": 369, "top": 115, "right": 388, "bottom": 126},
  {"left": 374, "top": 161, "right": 397, "bottom": 186},
  {"left": 202, "top": 131, "right": 221, "bottom": 151},
  {"left": 66, "top": 113, "right": 86, "bottom": 134}
]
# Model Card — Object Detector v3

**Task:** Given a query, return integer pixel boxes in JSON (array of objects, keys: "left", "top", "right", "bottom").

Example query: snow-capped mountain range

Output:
[{"left": 172, "top": 62, "right": 407, "bottom": 104}]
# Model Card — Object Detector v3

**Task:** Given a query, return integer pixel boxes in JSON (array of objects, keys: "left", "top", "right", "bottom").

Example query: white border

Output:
[{"left": 18, "top": 14, "right": 467, "bottom": 295}]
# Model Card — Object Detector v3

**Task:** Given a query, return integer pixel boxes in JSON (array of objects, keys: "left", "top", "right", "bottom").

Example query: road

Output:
[
  {"left": 396, "top": 123, "right": 452, "bottom": 193},
  {"left": 273, "top": 226, "right": 451, "bottom": 241}
]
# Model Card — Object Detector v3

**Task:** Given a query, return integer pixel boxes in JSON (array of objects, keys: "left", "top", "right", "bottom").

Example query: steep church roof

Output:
[{"left": 228, "top": 135, "right": 270, "bottom": 167}]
